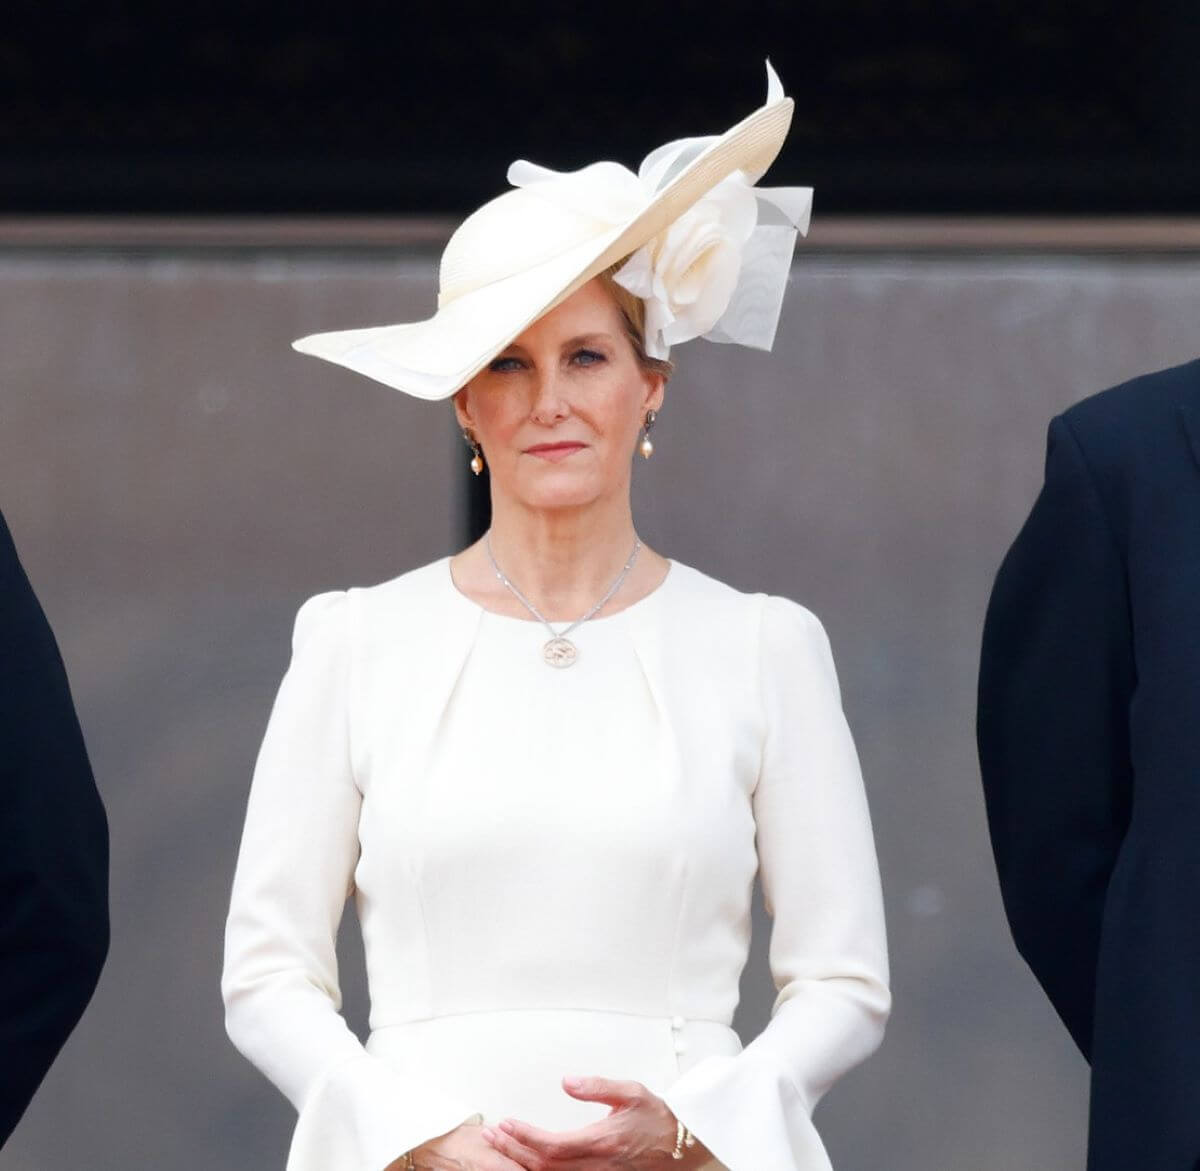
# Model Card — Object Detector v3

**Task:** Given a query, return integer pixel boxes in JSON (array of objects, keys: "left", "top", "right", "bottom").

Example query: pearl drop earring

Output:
[
  {"left": 639, "top": 409, "right": 657, "bottom": 459},
  {"left": 462, "top": 430, "right": 485, "bottom": 475}
]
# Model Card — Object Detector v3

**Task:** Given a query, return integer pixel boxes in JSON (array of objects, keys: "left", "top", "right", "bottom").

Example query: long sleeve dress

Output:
[{"left": 221, "top": 555, "right": 890, "bottom": 1171}]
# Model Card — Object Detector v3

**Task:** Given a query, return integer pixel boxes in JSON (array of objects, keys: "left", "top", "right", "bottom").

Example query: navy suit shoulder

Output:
[
  {"left": 0, "top": 508, "right": 110, "bottom": 1147},
  {"left": 1056, "top": 356, "right": 1200, "bottom": 481},
  {"left": 1062, "top": 354, "right": 1200, "bottom": 428}
]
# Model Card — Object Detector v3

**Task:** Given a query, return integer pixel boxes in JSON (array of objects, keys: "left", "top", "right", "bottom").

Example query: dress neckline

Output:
[{"left": 443, "top": 555, "right": 676, "bottom": 628}]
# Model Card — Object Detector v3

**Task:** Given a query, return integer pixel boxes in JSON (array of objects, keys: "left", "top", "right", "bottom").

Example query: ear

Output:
[
  {"left": 643, "top": 371, "right": 666, "bottom": 414},
  {"left": 452, "top": 386, "right": 474, "bottom": 433}
]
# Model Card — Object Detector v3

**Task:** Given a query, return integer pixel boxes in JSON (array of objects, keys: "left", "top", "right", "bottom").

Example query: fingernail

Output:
[
  {"left": 563, "top": 1075, "right": 583, "bottom": 1088},
  {"left": 499, "top": 1119, "right": 516, "bottom": 1133},
  {"left": 481, "top": 1127, "right": 495, "bottom": 1142}
]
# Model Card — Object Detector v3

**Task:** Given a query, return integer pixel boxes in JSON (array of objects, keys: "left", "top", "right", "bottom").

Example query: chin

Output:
[
  {"left": 520, "top": 490, "right": 603, "bottom": 512},
  {"left": 515, "top": 471, "right": 607, "bottom": 512}
]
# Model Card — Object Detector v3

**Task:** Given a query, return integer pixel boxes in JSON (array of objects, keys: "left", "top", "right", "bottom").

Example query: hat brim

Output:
[{"left": 292, "top": 92, "right": 795, "bottom": 401}]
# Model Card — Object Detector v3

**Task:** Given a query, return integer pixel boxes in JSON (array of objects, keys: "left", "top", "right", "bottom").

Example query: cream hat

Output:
[{"left": 292, "top": 61, "right": 813, "bottom": 401}]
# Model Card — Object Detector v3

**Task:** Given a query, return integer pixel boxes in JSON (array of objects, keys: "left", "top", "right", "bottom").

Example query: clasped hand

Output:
[{"left": 408, "top": 1075, "right": 709, "bottom": 1170}]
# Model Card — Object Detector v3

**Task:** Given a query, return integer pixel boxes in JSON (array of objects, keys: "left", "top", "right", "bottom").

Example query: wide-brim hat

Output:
[{"left": 292, "top": 61, "right": 806, "bottom": 401}]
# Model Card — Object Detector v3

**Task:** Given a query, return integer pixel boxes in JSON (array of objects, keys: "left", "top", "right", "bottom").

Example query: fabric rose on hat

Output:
[{"left": 612, "top": 173, "right": 759, "bottom": 359}]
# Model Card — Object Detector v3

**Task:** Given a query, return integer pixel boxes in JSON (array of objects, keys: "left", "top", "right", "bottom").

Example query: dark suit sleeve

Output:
[
  {"left": 977, "top": 414, "right": 1135, "bottom": 1060},
  {"left": 0, "top": 512, "right": 110, "bottom": 1146}
]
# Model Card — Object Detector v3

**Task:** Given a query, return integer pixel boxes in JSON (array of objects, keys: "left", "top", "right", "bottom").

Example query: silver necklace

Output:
[{"left": 484, "top": 533, "right": 642, "bottom": 668}]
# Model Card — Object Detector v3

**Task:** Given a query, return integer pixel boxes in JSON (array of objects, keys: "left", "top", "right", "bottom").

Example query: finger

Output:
[
  {"left": 482, "top": 1123, "right": 546, "bottom": 1170},
  {"left": 496, "top": 1116, "right": 616, "bottom": 1161},
  {"left": 562, "top": 1075, "right": 647, "bottom": 1107}
]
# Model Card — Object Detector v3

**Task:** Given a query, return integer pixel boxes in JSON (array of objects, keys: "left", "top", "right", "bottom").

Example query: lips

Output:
[{"left": 525, "top": 442, "right": 586, "bottom": 458}]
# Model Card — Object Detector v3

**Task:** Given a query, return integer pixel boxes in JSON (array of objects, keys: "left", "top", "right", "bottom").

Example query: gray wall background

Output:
[{"left": 2, "top": 241, "right": 1198, "bottom": 1171}]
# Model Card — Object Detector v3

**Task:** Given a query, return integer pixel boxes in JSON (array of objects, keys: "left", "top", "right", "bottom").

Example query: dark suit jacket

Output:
[
  {"left": 0, "top": 509, "right": 109, "bottom": 1147},
  {"left": 978, "top": 356, "right": 1200, "bottom": 1170}
]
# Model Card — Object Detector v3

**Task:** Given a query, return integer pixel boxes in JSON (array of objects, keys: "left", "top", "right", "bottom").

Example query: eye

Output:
[
  {"left": 489, "top": 355, "right": 524, "bottom": 372},
  {"left": 572, "top": 349, "right": 606, "bottom": 367}
]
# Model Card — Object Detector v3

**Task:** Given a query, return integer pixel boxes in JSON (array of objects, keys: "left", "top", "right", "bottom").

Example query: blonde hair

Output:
[{"left": 597, "top": 263, "right": 674, "bottom": 382}]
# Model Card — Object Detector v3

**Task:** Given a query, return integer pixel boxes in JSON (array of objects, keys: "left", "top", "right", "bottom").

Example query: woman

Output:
[{"left": 222, "top": 63, "right": 890, "bottom": 1171}]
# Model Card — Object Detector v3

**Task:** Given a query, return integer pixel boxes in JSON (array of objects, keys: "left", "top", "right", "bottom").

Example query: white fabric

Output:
[{"left": 221, "top": 557, "right": 890, "bottom": 1171}]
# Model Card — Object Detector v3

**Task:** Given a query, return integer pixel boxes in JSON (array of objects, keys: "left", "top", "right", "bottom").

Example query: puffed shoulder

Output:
[
  {"left": 290, "top": 589, "right": 352, "bottom": 656},
  {"left": 758, "top": 593, "right": 841, "bottom": 697}
]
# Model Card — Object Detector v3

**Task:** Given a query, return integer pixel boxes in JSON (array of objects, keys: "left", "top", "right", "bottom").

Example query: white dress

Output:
[{"left": 221, "top": 556, "right": 890, "bottom": 1171}]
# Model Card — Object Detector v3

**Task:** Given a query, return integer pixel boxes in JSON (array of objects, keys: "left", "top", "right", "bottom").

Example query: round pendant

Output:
[{"left": 543, "top": 636, "right": 578, "bottom": 668}]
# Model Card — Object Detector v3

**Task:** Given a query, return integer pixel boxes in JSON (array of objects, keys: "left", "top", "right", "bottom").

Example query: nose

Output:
[{"left": 529, "top": 367, "right": 570, "bottom": 426}]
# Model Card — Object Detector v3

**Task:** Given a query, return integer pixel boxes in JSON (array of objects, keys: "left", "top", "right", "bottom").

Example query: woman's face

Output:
[{"left": 453, "top": 277, "right": 665, "bottom": 515}]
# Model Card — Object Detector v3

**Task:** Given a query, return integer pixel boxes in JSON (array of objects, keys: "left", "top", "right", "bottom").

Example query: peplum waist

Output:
[{"left": 365, "top": 1007, "right": 743, "bottom": 1131}]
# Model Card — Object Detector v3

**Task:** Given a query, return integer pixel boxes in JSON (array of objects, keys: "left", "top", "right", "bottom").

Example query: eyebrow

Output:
[
  {"left": 500, "top": 332, "right": 615, "bottom": 355},
  {"left": 561, "top": 333, "right": 615, "bottom": 349}
]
